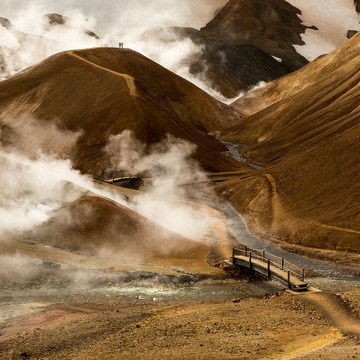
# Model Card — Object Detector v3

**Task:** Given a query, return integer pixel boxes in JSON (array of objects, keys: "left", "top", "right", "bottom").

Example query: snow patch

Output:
[
  {"left": 271, "top": 55, "right": 282, "bottom": 63},
  {"left": 287, "top": 0, "right": 360, "bottom": 60}
]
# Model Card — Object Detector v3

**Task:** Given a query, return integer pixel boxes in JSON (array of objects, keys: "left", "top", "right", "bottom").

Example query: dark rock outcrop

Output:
[
  {"left": 355, "top": 0, "right": 360, "bottom": 13},
  {"left": 164, "top": 0, "right": 311, "bottom": 98},
  {"left": 347, "top": 30, "right": 358, "bottom": 39}
]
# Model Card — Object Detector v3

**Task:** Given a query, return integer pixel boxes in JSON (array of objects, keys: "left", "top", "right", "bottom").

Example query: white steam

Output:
[
  {"left": 287, "top": 0, "right": 360, "bottom": 60},
  {"left": 1, "top": 115, "right": 85, "bottom": 157},
  {"left": 2, "top": 0, "right": 227, "bottom": 34},
  {"left": 0, "top": 0, "right": 228, "bottom": 100},
  {"left": 0, "top": 120, "right": 213, "bottom": 243},
  {"left": 0, "top": 116, "right": 127, "bottom": 239},
  {"left": 105, "top": 131, "right": 212, "bottom": 240},
  {"left": 229, "top": 81, "right": 267, "bottom": 106},
  {"left": 0, "top": 150, "right": 90, "bottom": 237}
]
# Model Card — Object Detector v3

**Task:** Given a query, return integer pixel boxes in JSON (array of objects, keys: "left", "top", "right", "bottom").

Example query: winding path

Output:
[{"left": 68, "top": 50, "right": 140, "bottom": 98}]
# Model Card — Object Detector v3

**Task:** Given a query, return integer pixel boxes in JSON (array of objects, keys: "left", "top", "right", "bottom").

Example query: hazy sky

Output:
[{"left": 1, "top": 0, "right": 227, "bottom": 35}]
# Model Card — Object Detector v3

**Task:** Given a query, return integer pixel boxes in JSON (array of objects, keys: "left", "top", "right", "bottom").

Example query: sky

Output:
[{"left": 1, "top": 0, "right": 227, "bottom": 35}]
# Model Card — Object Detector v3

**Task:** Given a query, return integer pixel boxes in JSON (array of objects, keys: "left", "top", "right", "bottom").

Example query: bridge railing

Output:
[
  {"left": 103, "top": 174, "right": 141, "bottom": 183},
  {"left": 232, "top": 245, "right": 305, "bottom": 281}
]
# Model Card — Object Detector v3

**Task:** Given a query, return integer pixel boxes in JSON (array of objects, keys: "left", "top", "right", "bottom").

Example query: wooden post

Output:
[
  {"left": 281, "top": 258, "right": 284, "bottom": 269},
  {"left": 262, "top": 250, "right": 265, "bottom": 261},
  {"left": 232, "top": 248, "right": 235, "bottom": 263},
  {"left": 287, "top": 270, "right": 291, "bottom": 289},
  {"left": 245, "top": 246, "right": 248, "bottom": 256},
  {"left": 249, "top": 252, "right": 252, "bottom": 269},
  {"left": 267, "top": 259, "right": 271, "bottom": 277},
  {"left": 302, "top": 269, "right": 305, "bottom": 281}
]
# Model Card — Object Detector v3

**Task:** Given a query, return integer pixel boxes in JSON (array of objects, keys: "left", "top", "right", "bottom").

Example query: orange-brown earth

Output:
[
  {"left": 0, "top": 47, "right": 244, "bottom": 178},
  {"left": 216, "top": 32, "right": 360, "bottom": 252},
  {"left": 222, "top": 32, "right": 360, "bottom": 165},
  {"left": 31, "top": 195, "right": 210, "bottom": 262},
  {"left": 1, "top": 289, "right": 360, "bottom": 360}
]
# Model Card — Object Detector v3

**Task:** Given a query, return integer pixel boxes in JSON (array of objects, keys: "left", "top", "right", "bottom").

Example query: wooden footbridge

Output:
[
  {"left": 103, "top": 175, "right": 141, "bottom": 184},
  {"left": 228, "top": 244, "right": 308, "bottom": 292}
]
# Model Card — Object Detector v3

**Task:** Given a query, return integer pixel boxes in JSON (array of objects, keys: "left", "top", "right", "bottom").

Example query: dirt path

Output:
[
  {"left": 68, "top": 50, "right": 140, "bottom": 98},
  {"left": 263, "top": 173, "right": 281, "bottom": 231},
  {"left": 300, "top": 292, "right": 360, "bottom": 336}
]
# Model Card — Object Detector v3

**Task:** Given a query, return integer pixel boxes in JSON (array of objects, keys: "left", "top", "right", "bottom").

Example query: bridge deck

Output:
[{"left": 231, "top": 254, "right": 308, "bottom": 292}]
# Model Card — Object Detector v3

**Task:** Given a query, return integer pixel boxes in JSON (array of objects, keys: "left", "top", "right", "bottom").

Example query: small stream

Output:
[
  {"left": 199, "top": 200, "right": 359, "bottom": 281},
  {"left": 216, "top": 142, "right": 359, "bottom": 281},
  {"left": 222, "top": 141, "right": 264, "bottom": 170}
]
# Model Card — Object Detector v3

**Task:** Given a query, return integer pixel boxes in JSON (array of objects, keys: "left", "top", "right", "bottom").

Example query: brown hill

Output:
[
  {"left": 0, "top": 47, "right": 243, "bottom": 177},
  {"left": 32, "top": 195, "right": 210, "bottom": 262},
  {"left": 232, "top": 31, "right": 360, "bottom": 117},
  {"left": 221, "top": 32, "right": 360, "bottom": 167},
  {"left": 216, "top": 32, "right": 360, "bottom": 252},
  {"left": 216, "top": 120, "right": 360, "bottom": 252}
]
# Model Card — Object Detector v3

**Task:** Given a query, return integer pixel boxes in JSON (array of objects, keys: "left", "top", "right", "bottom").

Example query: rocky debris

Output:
[{"left": 1, "top": 292, "right": 350, "bottom": 359}]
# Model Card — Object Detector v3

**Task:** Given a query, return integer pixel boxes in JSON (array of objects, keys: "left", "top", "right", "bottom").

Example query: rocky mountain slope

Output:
[
  {"left": 171, "top": 0, "right": 310, "bottom": 98},
  {"left": 221, "top": 32, "right": 360, "bottom": 166},
  {"left": 169, "top": 0, "right": 360, "bottom": 98}
]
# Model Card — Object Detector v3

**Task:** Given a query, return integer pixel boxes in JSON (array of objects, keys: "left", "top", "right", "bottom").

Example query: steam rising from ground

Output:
[
  {"left": 0, "top": 123, "right": 216, "bottom": 283},
  {"left": 0, "top": 0, "right": 228, "bottom": 100},
  {"left": 0, "top": 116, "right": 125, "bottom": 240},
  {"left": 0, "top": 122, "right": 213, "bottom": 242},
  {"left": 105, "top": 131, "right": 212, "bottom": 240},
  {"left": 2, "top": 0, "right": 226, "bottom": 34},
  {"left": 0, "top": 151, "right": 89, "bottom": 237},
  {"left": 0, "top": 124, "right": 216, "bottom": 289}
]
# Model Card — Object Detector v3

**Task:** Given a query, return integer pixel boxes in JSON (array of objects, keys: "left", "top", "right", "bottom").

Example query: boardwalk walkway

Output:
[{"left": 228, "top": 244, "right": 308, "bottom": 292}]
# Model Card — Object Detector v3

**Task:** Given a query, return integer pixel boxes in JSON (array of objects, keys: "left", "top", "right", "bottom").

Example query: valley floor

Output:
[
  {"left": 1, "top": 278, "right": 360, "bottom": 360},
  {"left": 1, "top": 184, "right": 360, "bottom": 359}
]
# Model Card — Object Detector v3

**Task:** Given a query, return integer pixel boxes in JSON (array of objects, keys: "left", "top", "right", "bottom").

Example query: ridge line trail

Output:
[{"left": 68, "top": 50, "right": 139, "bottom": 97}]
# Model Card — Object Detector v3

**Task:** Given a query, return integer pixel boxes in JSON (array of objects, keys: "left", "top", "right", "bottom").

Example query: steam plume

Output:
[
  {"left": 105, "top": 131, "right": 212, "bottom": 239},
  {"left": 0, "top": 0, "right": 228, "bottom": 100}
]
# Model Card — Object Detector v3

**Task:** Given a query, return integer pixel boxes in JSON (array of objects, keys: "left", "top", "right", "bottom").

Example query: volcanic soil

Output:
[{"left": 1, "top": 286, "right": 360, "bottom": 359}]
